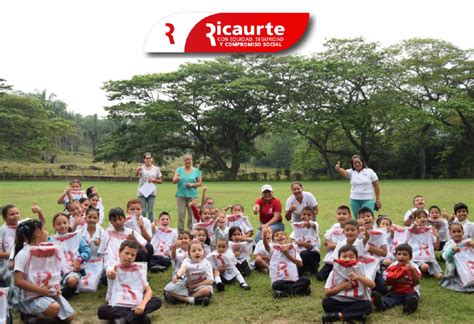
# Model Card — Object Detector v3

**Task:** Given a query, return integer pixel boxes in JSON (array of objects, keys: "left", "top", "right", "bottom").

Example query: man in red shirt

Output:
[{"left": 253, "top": 184, "right": 285, "bottom": 242}]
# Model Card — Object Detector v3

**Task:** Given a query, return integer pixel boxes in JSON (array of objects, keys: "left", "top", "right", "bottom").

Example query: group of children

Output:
[{"left": 0, "top": 179, "right": 473, "bottom": 323}]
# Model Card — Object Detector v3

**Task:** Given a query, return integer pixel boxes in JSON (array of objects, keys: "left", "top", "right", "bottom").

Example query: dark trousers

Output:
[
  {"left": 316, "top": 263, "right": 333, "bottom": 281},
  {"left": 299, "top": 250, "right": 320, "bottom": 276},
  {"left": 97, "top": 296, "right": 161, "bottom": 324},
  {"left": 373, "top": 271, "right": 388, "bottom": 295},
  {"left": 136, "top": 243, "right": 154, "bottom": 264},
  {"left": 322, "top": 297, "right": 372, "bottom": 321},
  {"left": 382, "top": 291, "right": 419, "bottom": 309},
  {"left": 236, "top": 260, "right": 251, "bottom": 277},
  {"left": 272, "top": 276, "right": 310, "bottom": 296},
  {"left": 150, "top": 255, "right": 172, "bottom": 268}
]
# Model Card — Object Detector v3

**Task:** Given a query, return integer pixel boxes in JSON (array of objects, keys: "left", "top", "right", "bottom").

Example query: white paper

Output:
[{"left": 139, "top": 182, "right": 156, "bottom": 198}]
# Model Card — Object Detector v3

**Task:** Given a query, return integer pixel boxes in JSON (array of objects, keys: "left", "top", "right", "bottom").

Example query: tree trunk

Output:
[
  {"left": 230, "top": 157, "right": 240, "bottom": 180},
  {"left": 419, "top": 147, "right": 426, "bottom": 179}
]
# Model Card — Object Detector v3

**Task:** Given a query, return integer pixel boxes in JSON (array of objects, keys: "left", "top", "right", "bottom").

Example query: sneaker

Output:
[
  {"left": 321, "top": 312, "right": 339, "bottom": 323},
  {"left": 371, "top": 291, "right": 386, "bottom": 311},
  {"left": 403, "top": 296, "right": 418, "bottom": 315},
  {"left": 240, "top": 282, "right": 251, "bottom": 290},
  {"left": 303, "top": 286, "right": 311, "bottom": 296},
  {"left": 273, "top": 290, "right": 289, "bottom": 299},
  {"left": 164, "top": 291, "right": 177, "bottom": 305},
  {"left": 195, "top": 296, "right": 211, "bottom": 306},
  {"left": 216, "top": 282, "right": 225, "bottom": 292},
  {"left": 144, "top": 314, "right": 152, "bottom": 324},
  {"left": 114, "top": 319, "right": 127, "bottom": 324},
  {"left": 150, "top": 265, "right": 167, "bottom": 273}
]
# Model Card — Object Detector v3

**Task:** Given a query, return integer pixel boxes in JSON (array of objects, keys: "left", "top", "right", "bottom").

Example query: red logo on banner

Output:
[{"left": 185, "top": 13, "right": 308, "bottom": 53}]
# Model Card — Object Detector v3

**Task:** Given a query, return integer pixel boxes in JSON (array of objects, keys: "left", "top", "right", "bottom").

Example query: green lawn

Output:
[{"left": 1, "top": 180, "right": 474, "bottom": 323}]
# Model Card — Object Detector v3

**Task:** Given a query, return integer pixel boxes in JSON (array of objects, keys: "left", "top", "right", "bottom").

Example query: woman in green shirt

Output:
[{"left": 172, "top": 154, "right": 202, "bottom": 232}]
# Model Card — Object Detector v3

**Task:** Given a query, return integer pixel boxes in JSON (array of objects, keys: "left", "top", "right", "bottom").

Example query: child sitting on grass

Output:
[{"left": 98, "top": 240, "right": 161, "bottom": 323}]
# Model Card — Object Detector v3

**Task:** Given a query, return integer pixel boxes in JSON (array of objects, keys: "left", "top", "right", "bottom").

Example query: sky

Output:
[{"left": 0, "top": 0, "right": 472, "bottom": 117}]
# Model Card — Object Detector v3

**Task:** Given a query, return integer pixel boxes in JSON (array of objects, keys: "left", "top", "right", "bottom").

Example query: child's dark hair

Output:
[
  {"left": 413, "top": 209, "right": 428, "bottom": 219},
  {"left": 453, "top": 202, "right": 468, "bottom": 214},
  {"left": 159, "top": 211, "right": 170, "bottom": 219},
  {"left": 119, "top": 239, "right": 140, "bottom": 252},
  {"left": 14, "top": 219, "right": 44, "bottom": 257},
  {"left": 52, "top": 212, "right": 73, "bottom": 233},
  {"left": 109, "top": 207, "right": 126, "bottom": 221},
  {"left": 204, "top": 197, "right": 214, "bottom": 203},
  {"left": 69, "top": 178, "right": 81, "bottom": 186},
  {"left": 86, "top": 207, "right": 99, "bottom": 217},
  {"left": 231, "top": 204, "right": 244, "bottom": 212},
  {"left": 272, "top": 229, "right": 286, "bottom": 239},
  {"left": 79, "top": 197, "right": 89, "bottom": 204},
  {"left": 228, "top": 226, "right": 243, "bottom": 241},
  {"left": 376, "top": 215, "right": 392, "bottom": 227},
  {"left": 343, "top": 220, "right": 358, "bottom": 228},
  {"left": 216, "top": 237, "right": 228, "bottom": 245},
  {"left": 126, "top": 198, "right": 142, "bottom": 211},
  {"left": 1, "top": 204, "right": 16, "bottom": 219},
  {"left": 338, "top": 244, "right": 358, "bottom": 258},
  {"left": 193, "top": 227, "right": 211, "bottom": 245},
  {"left": 337, "top": 205, "right": 351, "bottom": 216},
  {"left": 358, "top": 207, "right": 374, "bottom": 217},
  {"left": 86, "top": 186, "right": 96, "bottom": 197},
  {"left": 448, "top": 222, "right": 464, "bottom": 232},
  {"left": 66, "top": 200, "right": 80, "bottom": 210},
  {"left": 395, "top": 243, "right": 413, "bottom": 257},
  {"left": 179, "top": 230, "right": 191, "bottom": 239},
  {"left": 412, "top": 195, "right": 424, "bottom": 203},
  {"left": 88, "top": 192, "right": 99, "bottom": 200},
  {"left": 301, "top": 206, "right": 314, "bottom": 214},
  {"left": 428, "top": 205, "right": 441, "bottom": 214}
]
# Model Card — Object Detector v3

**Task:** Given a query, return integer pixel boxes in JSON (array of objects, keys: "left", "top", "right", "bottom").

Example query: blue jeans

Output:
[
  {"left": 255, "top": 221, "right": 285, "bottom": 242},
  {"left": 139, "top": 195, "right": 156, "bottom": 222},
  {"left": 350, "top": 199, "right": 375, "bottom": 219}
]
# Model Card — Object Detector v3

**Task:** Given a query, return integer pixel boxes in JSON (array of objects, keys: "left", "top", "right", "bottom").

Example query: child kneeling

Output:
[
  {"left": 164, "top": 240, "right": 214, "bottom": 306},
  {"left": 97, "top": 240, "right": 161, "bottom": 323},
  {"left": 372, "top": 243, "right": 421, "bottom": 315},
  {"left": 322, "top": 245, "right": 374, "bottom": 323}
]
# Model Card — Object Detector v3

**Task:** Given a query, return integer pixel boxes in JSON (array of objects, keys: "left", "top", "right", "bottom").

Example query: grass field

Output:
[{"left": 1, "top": 180, "right": 474, "bottom": 323}]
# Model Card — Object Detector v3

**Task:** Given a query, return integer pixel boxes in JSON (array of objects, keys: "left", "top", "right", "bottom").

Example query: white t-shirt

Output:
[
  {"left": 226, "top": 214, "right": 254, "bottom": 234},
  {"left": 207, "top": 249, "right": 240, "bottom": 280},
  {"left": 455, "top": 219, "right": 474, "bottom": 239},
  {"left": 332, "top": 238, "right": 367, "bottom": 262},
  {"left": 150, "top": 227, "right": 178, "bottom": 256},
  {"left": 137, "top": 165, "right": 162, "bottom": 197},
  {"left": 124, "top": 215, "right": 152, "bottom": 241},
  {"left": 107, "top": 263, "right": 148, "bottom": 307},
  {"left": 346, "top": 168, "right": 378, "bottom": 200},
  {"left": 182, "top": 258, "right": 214, "bottom": 285},
  {"left": 0, "top": 224, "right": 17, "bottom": 259},
  {"left": 325, "top": 261, "right": 370, "bottom": 301},
  {"left": 79, "top": 225, "right": 105, "bottom": 258},
  {"left": 290, "top": 221, "right": 320, "bottom": 253},
  {"left": 323, "top": 224, "right": 346, "bottom": 264},
  {"left": 406, "top": 226, "right": 437, "bottom": 262},
  {"left": 253, "top": 240, "right": 270, "bottom": 258},
  {"left": 269, "top": 243, "right": 301, "bottom": 283},
  {"left": 361, "top": 228, "right": 387, "bottom": 261},
  {"left": 228, "top": 241, "right": 252, "bottom": 264},
  {"left": 429, "top": 219, "right": 449, "bottom": 242},
  {"left": 285, "top": 191, "right": 318, "bottom": 222},
  {"left": 172, "top": 248, "right": 188, "bottom": 275},
  {"left": 98, "top": 228, "right": 147, "bottom": 268}
]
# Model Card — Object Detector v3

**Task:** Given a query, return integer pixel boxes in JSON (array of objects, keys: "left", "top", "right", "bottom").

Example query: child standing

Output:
[
  {"left": 372, "top": 244, "right": 421, "bottom": 315},
  {"left": 440, "top": 223, "right": 474, "bottom": 292},
  {"left": 57, "top": 179, "right": 84, "bottom": 207},
  {"left": 49, "top": 213, "right": 91, "bottom": 299},
  {"left": 290, "top": 206, "right": 320, "bottom": 277},
  {"left": 228, "top": 226, "right": 253, "bottom": 277},
  {"left": 317, "top": 206, "right": 351, "bottom": 281},
  {"left": 97, "top": 240, "right": 161, "bottom": 323},
  {"left": 322, "top": 245, "right": 374, "bottom": 323},
  {"left": 207, "top": 238, "right": 250, "bottom": 291},
  {"left": 164, "top": 240, "right": 214, "bottom": 306},
  {"left": 13, "top": 219, "right": 74, "bottom": 321},
  {"left": 263, "top": 227, "right": 311, "bottom": 298},
  {"left": 149, "top": 212, "right": 178, "bottom": 273},
  {"left": 407, "top": 210, "right": 443, "bottom": 279}
]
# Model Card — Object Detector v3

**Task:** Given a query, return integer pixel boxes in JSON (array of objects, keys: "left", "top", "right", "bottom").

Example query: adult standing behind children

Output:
[
  {"left": 172, "top": 154, "right": 202, "bottom": 232},
  {"left": 253, "top": 184, "right": 284, "bottom": 242},
  {"left": 285, "top": 182, "right": 319, "bottom": 223},
  {"left": 335, "top": 155, "right": 381, "bottom": 218},
  {"left": 136, "top": 152, "right": 162, "bottom": 222}
]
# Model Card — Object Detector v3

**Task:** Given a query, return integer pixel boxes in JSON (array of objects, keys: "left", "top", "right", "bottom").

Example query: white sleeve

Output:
[
  {"left": 97, "top": 231, "right": 109, "bottom": 255},
  {"left": 13, "top": 249, "right": 27, "bottom": 273},
  {"left": 285, "top": 196, "right": 292, "bottom": 212},
  {"left": 133, "top": 231, "right": 148, "bottom": 246},
  {"left": 403, "top": 209, "right": 413, "bottom": 221},
  {"left": 369, "top": 169, "right": 379, "bottom": 182},
  {"left": 307, "top": 192, "right": 318, "bottom": 207},
  {"left": 205, "top": 260, "right": 214, "bottom": 281},
  {"left": 346, "top": 168, "right": 352, "bottom": 179},
  {"left": 324, "top": 271, "right": 334, "bottom": 289}
]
